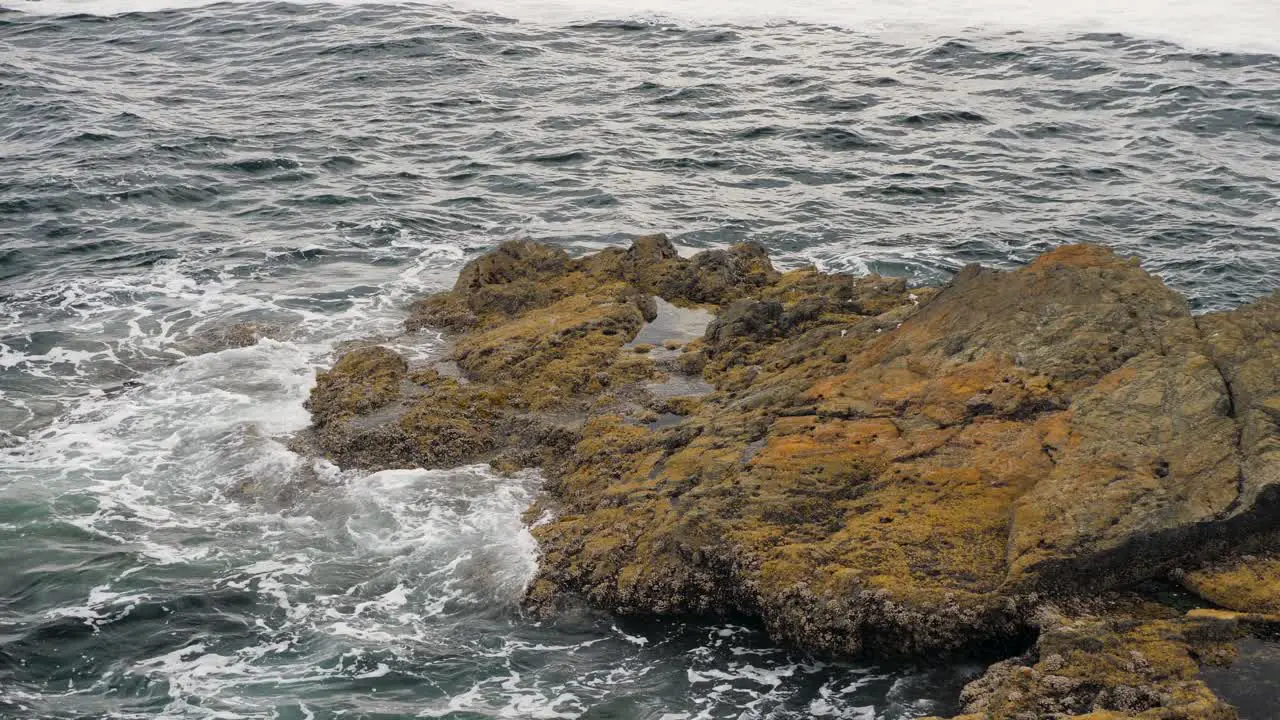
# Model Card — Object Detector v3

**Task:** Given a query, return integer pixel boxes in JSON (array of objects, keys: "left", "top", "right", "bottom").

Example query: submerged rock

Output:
[
  {"left": 179, "top": 321, "right": 284, "bottom": 355},
  {"left": 301, "top": 234, "right": 1279, "bottom": 716}
]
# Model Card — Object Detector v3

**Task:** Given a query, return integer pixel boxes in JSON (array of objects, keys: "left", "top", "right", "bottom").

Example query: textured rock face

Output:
[
  {"left": 933, "top": 604, "right": 1243, "bottom": 720},
  {"left": 303, "top": 235, "right": 781, "bottom": 472},
  {"left": 1198, "top": 293, "right": 1280, "bottom": 510},
  {"left": 302, "top": 235, "right": 1279, "bottom": 703},
  {"left": 1178, "top": 552, "right": 1280, "bottom": 617}
]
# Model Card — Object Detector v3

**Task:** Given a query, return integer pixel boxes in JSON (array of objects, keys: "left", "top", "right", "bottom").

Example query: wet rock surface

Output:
[
  {"left": 1177, "top": 551, "right": 1280, "bottom": 618},
  {"left": 1199, "top": 634, "right": 1280, "bottom": 720},
  {"left": 179, "top": 321, "right": 285, "bottom": 355},
  {"left": 301, "top": 235, "right": 1279, "bottom": 718},
  {"left": 933, "top": 601, "right": 1244, "bottom": 720}
]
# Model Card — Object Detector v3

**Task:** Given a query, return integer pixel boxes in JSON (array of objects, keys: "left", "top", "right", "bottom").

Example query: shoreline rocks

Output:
[
  {"left": 300, "top": 235, "right": 1279, "bottom": 718},
  {"left": 930, "top": 603, "right": 1244, "bottom": 720}
]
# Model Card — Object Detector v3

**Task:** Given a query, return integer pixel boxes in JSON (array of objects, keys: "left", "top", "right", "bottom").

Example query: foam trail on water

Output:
[
  {"left": 0, "top": 220, "right": 583, "bottom": 717},
  {"left": 2, "top": 0, "right": 1279, "bottom": 54},
  {"left": 0, "top": 322, "right": 545, "bottom": 716}
]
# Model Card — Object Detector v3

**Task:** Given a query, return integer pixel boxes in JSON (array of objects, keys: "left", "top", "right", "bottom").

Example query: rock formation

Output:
[
  {"left": 299, "top": 235, "right": 1280, "bottom": 719},
  {"left": 929, "top": 604, "right": 1245, "bottom": 720}
]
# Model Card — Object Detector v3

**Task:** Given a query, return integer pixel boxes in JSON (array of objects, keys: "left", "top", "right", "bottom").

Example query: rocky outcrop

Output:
[
  {"left": 304, "top": 236, "right": 790, "bottom": 473},
  {"left": 301, "top": 234, "right": 1279, "bottom": 716},
  {"left": 929, "top": 603, "right": 1245, "bottom": 720},
  {"left": 1177, "top": 551, "right": 1280, "bottom": 618}
]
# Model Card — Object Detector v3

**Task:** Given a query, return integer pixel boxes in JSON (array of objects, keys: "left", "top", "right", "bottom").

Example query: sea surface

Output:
[{"left": 1, "top": 0, "right": 1279, "bottom": 718}]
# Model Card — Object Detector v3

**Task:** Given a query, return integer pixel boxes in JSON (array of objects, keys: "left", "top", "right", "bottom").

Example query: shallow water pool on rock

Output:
[
  {"left": 1201, "top": 636, "right": 1280, "bottom": 720},
  {"left": 627, "top": 298, "right": 716, "bottom": 349}
]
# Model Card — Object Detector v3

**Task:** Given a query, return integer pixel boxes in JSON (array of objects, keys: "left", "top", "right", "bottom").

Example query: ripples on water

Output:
[{"left": 0, "top": 1, "right": 1278, "bottom": 718}]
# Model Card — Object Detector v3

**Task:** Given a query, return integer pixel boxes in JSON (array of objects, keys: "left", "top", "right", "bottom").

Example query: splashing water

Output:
[{"left": 1, "top": 0, "right": 1277, "bottom": 717}]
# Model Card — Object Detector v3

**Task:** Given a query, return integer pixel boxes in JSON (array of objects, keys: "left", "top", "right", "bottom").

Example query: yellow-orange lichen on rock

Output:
[
  {"left": 928, "top": 604, "right": 1243, "bottom": 720},
  {"left": 515, "top": 241, "right": 1279, "bottom": 658},
  {"left": 301, "top": 235, "right": 1279, "bottom": 708},
  {"left": 307, "top": 344, "right": 408, "bottom": 425},
  {"left": 1179, "top": 551, "right": 1280, "bottom": 616}
]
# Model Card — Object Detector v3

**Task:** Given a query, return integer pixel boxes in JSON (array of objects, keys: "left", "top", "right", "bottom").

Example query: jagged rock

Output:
[
  {"left": 301, "top": 236, "right": 1279, "bottom": 702},
  {"left": 311, "top": 235, "right": 754, "bottom": 470},
  {"left": 1197, "top": 292, "right": 1280, "bottom": 510},
  {"left": 519, "top": 244, "right": 1280, "bottom": 659},
  {"left": 307, "top": 345, "right": 408, "bottom": 425},
  {"left": 406, "top": 240, "right": 571, "bottom": 331},
  {"left": 705, "top": 299, "right": 785, "bottom": 346},
  {"left": 930, "top": 603, "right": 1242, "bottom": 720},
  {"left": 657, "top": 241, "right": 779, "bottom": 303},
  {"left": 1008, "top": 288, "right": 1280, "bottom": 594}
]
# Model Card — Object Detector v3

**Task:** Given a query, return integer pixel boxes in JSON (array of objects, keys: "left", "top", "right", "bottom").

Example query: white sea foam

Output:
[
  {"left": 0, "top": 213, "right": 965, "bottom": 715},
  {"left": 2, "top": 354, "right": 546, "bottom": 711},
  {"left": 2, "top": 0, "right": 1278, "bottom": 54},
  {"left": 0, "top": 236, "right": 557, "bottom": 716}
]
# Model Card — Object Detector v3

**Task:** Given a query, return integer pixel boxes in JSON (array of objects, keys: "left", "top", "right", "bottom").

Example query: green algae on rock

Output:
[{"left": 301, "top": 234, "right": 1279, "bottom": 717}]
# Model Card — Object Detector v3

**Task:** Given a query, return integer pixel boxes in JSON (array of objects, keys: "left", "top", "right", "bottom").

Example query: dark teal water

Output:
[{"left": 1, "top": 2, "right": 1278, "bottom": 718}]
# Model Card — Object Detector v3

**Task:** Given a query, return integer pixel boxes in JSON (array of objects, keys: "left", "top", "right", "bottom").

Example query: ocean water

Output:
[{"left": 1, "top": 0, "right": 1278, "bottom": 717}]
